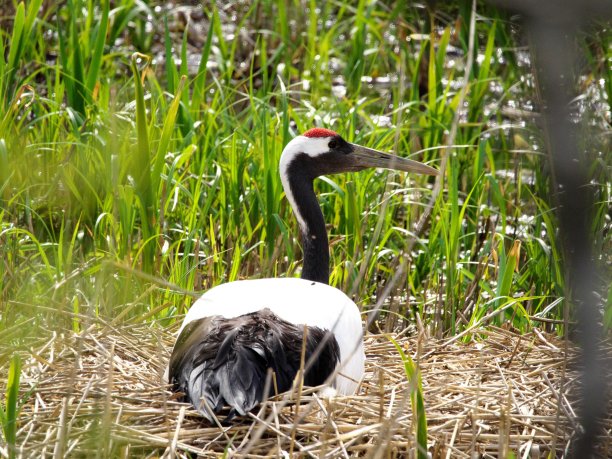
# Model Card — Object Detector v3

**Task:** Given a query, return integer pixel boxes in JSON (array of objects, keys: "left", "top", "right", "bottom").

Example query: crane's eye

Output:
[{"left": 328, "top": 139, "right": 338, "bottom": 149}]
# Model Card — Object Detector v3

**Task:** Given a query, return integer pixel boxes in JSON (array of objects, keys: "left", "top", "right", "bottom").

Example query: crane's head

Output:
[{"left": 280, "top": 128, "right": 439, "bottom": 180}]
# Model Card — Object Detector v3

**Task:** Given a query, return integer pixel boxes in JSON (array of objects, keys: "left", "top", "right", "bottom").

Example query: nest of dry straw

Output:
[{"left": 2, "top": 319, "right": 610, "bottom": 458}]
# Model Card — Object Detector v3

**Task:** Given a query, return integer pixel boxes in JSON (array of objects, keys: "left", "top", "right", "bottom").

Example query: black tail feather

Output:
[{"left": 169, "top": 309, "right": 340, "bottom": 422}]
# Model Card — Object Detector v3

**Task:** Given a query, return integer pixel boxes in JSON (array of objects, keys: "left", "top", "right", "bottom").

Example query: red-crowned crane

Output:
[{"left": 168, "top": 128, "right": 439, "bottom": 421}]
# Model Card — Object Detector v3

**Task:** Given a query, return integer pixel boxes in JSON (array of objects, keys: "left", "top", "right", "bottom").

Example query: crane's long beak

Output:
[{"left": 350, "top": 143, "right": 440, "bottom": 176}]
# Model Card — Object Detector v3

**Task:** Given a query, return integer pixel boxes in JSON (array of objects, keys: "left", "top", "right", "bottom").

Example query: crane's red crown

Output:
[{"left": 303, "top": 128, "right": 338, "bottom": 138}]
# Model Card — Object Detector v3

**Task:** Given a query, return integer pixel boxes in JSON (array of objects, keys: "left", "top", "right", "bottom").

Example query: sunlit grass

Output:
[
  {"left": 0, "top": 0, "right": 612, "bottom": 455},
  {"left": 0, "top": 3, "right": 609, "bottom": 452},
  {"left": 0, "top": 355, "right": 21, "bottom": 459},
  {"left": 1, "top": 0, "right": 609, "bottom": 335}
]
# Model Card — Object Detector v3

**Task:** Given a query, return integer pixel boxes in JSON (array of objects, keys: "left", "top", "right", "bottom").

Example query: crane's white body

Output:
[
  {"left": 169, "top": 129, "right": 438, "bottom": 417},
  {"left": 179, "top": 277, "right": 365, "bottom": 394}
]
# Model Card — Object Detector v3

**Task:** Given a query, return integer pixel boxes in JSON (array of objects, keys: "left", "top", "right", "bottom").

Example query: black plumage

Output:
[{"left": 168, "top": 308, "right": 340, "bottom": 422}]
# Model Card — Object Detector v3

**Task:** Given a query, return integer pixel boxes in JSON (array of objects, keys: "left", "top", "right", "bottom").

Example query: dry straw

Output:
[{"left": 1, "top": 320, "right": 610, "bottom": 458}]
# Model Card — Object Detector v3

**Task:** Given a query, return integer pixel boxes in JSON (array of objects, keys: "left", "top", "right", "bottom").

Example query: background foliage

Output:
[{"left": 0, "top": 0, "right": 609, "bottom": 353}]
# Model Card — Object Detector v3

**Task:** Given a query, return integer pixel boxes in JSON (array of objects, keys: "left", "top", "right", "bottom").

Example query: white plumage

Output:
[{"left": 179, "top": 278, "right": 365, "bottom": 395}]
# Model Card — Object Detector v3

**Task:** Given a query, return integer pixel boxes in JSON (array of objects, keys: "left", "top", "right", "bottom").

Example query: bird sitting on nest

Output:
[{"left": 168, "top": 127, "right": 439, "bottom": 421}]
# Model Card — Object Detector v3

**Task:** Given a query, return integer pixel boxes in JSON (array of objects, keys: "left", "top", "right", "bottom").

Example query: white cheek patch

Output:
[
  {"left": 281, "top": 136, "right": 332, "bottom": 161},
  {"left": 278, "top": 135, "right": 332, "bottom": 234}
]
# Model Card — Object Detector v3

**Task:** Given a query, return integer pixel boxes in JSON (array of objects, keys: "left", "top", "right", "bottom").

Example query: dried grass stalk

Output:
[{"left": 1, "top": 321, "right": 610, "bottom": 458}]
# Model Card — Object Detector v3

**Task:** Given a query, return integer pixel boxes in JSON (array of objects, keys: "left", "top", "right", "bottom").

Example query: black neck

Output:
[{"left": 287, "top": 171, "right": 329, "bottom": 284}]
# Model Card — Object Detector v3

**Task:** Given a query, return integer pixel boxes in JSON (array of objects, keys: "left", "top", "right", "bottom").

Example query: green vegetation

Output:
[
  {"left": 390, "top": 335, "right": 427, "bottom": 459},
  {"left": 0, "top": 0, "right": 609, "bottom": 451},
  {"left": 0, "top": 355, "right": 21, "bottom": 459},
  {"left": 1, "top": 0, "right": 609, "bottom": 344}
]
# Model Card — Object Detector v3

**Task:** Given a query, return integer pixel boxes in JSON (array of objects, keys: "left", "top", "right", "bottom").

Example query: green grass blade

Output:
[
  {"left": 179, "top": 22, "right": 189, "bottom": 80},
  {"left": 427, "top": 33, "right": 437, "bottom": 115},
  {"left": 56, "top": 13, "right": 72, "bottom": 106},
  {"left": 153, "top": 75, "right": 187, "bottom": 193},
  {"left": 131, "top": 52, "right": 154, "bottom": 271},
  {"left": 68, "top": 0, "right": 87, "bottom": 113},
  {"left": 0, "top": 139, "right": 8, "bottom": 203},
  {"left": 388, "top": 336, "right": 427, "bottom": 459},
  {"left": 345, "top": 0, "right": 367, "bottom": 96},
  {"left": 435, "top": 27, "right": 451, "bottom": 76},
  {"left": 210, "top": 4, "right": 228, "bottom": 75},
  {"left": 85, "top": 0, "right": 109, "bottom": 95},
  {"left": 131, "top": 53, "right": 152, "bottom": 202},
  {"left": 108, "top": 1, "right": 145, "bottom": 44},
  {"left": 177, "top": 22, "right": 194, "bottom": 134},
  {"left": 192, "top": 11, "right": 214, "bottom": 109},
  {"left": 23, "top": 0, "right": 43, "bottom": 41},
  {"left": 2, "top": 0, "right": 43, "bottom": 104},
  {"left": 5, "top": 2, "right": 25, "bottom": 105},
  {"left": 163, "top": 15, "right": 176, "bottom": 94},
  {"left": 1, "top": 354, "right": 22, "bottom": 459},
  {"left": 0, "top": 29, "right": 5, "bottom": 96},
  {"left": 496, "top": 239, "right": 521, "bottom": 310},
  {"left": 474, "top": 21, "right": 496, "bottom": 103},
  {"left": 481, "top": 21, "right": 496, "bottom": 80}
]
